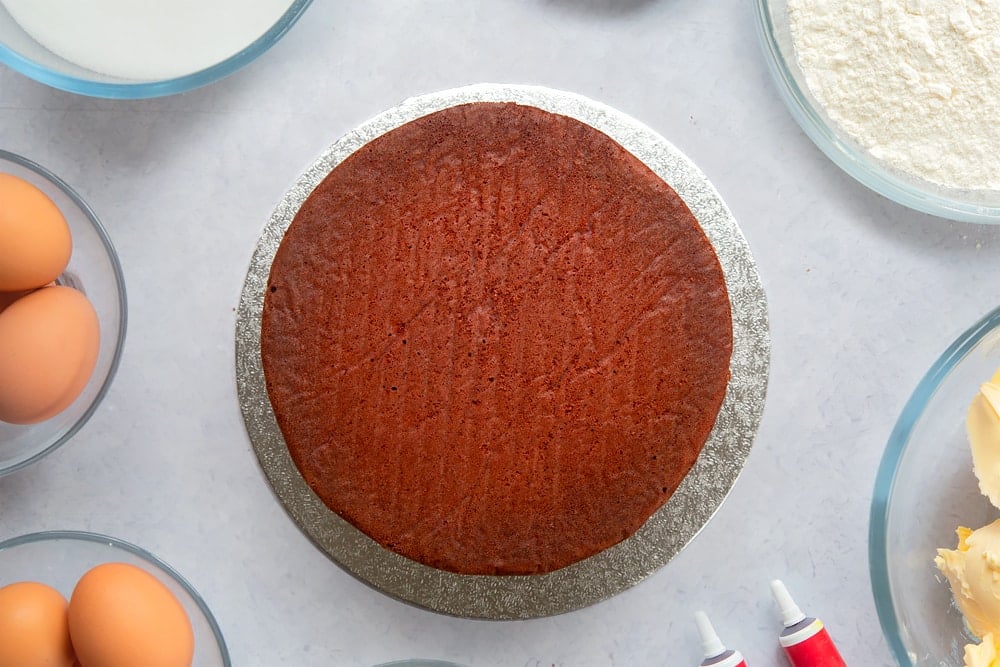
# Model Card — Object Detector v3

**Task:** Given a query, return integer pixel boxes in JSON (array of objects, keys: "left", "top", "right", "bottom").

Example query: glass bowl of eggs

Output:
[
  {"left": 0, "top": 149, "right": 126, "bottom": 476},
  {"left": 754, "top": 0, "right": 1000, "bottom": 223},
  {"left": 0, "top": 530, "right": 231, "bottom": 666},
  {"left": 0, "top": 0, "right": 313, "bottom": 98},
  {"left": 870, "top": 305, "right": 1000, "bottom": 665}
]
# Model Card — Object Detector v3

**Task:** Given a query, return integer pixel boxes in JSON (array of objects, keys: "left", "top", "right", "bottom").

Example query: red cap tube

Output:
[{"left": 769, "top": 580, "right": 846, "bottom": 667}]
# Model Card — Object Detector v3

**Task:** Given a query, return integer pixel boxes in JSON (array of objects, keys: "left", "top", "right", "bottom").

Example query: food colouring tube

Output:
[
  {"left": 769, "top": 580, "right": 846, "bottom": 667},
  {"left": 694, "top": 610, "right": 748, "bottom": 667}
]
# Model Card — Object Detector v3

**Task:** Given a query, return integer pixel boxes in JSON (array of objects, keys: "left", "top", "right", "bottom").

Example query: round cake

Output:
[{"left": 260, "top": 102, "right": 733, "bottom": 575}]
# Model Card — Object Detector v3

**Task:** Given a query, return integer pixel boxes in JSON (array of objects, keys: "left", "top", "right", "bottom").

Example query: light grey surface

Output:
[{"left": 0, "top": 0, "right": 998, "bottom": 665}]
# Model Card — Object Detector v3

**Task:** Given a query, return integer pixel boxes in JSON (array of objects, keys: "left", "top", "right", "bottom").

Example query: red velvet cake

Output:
[{"left": 260, "top": 102, "right": 733, "bottom": 575}]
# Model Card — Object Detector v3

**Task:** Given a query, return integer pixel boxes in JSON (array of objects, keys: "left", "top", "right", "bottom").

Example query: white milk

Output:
[{"left": 1, "top": 0, "right": 295, "bottom": 80}]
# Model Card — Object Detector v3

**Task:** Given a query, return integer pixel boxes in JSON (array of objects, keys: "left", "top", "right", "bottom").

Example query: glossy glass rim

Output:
[
  {"left": 869, "top": 305, "right": 1000, "bottom": 666},
  {"left": 0, "top": 0, "right": 313, "bottom": 99},
  {"left": 753, "top": 0, "right": 1000, "bottom": 224},
  {"left": 0, "top": 530, "right": 231, "bottom": 665},
  {"left": 0, "top": 149, "right": 128, "bottom": 477}
]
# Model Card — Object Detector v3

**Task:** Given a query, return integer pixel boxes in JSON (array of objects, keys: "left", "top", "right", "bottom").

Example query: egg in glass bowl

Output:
[
  {"left": 0, "top": 531, "right": 230, "bottom": 666},
  {"left": 0, "top": 149, "right": 126, "bottom": 476},
  {"left": 871, "top": 305, "right": 1000, "bottom": 665}
]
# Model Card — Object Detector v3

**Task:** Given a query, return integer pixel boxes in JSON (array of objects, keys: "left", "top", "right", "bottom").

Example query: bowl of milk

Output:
[{"left": 0, "top": 0, "right": 312, "bottom": 98}]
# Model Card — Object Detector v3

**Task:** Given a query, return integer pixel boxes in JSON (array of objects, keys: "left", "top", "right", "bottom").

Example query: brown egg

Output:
[
  {"left": 0, "top": 581, "right": 75, "bottom": 667},
  {"left": 68, "top": 563, "right": 194, "bottom": 667},
  {"left": 0, "top": 285, "right": 99, "bottom": 424},
  {"left": 0, "top": 173, "right": 71, "bottom": 291},
  {"left": 0, "top": 289, "right": 31, "bottom": 314},
  {"left": 0, "top": 282, "right": 55, "bottom": 315}
]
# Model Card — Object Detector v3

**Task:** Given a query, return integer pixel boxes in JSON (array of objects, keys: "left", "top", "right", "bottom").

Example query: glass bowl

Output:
[
  {"left": 870, "top": 306, "right": 1000, "bottom": 665},
  {"left": 754, "top": 0, "right": 1000, "bottom": 223},
  {"left": 375, "top": 662, "right": 468, "bottom": 667},
  {"left": 0, "top": 0, "right": 312, "bottom": 99},
  {"left": 0, "top": 150, "right": 126, "bottom": 476},
  {"left": 0, "top": 530, "right": 230, "bottom": 666}
]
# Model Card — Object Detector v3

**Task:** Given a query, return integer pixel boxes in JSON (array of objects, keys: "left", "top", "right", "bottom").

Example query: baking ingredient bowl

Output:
[
  {"left": 870, "top": 306, "right": 1000, "bottom": 665},
  {"left": 0, "top": 530, "right": 230, "bottom": 666},
  {"left": 0, "top": 150, "right": 126, "bottom": 476},
  {"left": 754, "top": 0, "right": 1000, "bottom": 224},
  {"left": 0, "top": 0, "right": 312, "bottom": 99}
]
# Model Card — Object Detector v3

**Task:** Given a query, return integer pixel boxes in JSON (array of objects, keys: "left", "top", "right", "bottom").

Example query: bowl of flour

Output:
[
  {"left": 0, "top": 0, "right": 312, "bottom": 98},
  {"left": 755, "top": 0, "right": 1000, "bottom": 223}
]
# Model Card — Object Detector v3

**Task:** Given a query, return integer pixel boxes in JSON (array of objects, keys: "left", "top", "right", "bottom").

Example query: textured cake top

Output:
[{"left": 261, "top": 102, "right": 733, "bottom": 575}]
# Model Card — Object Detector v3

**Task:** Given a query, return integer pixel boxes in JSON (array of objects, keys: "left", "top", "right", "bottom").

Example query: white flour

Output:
[
  {"left": 787, "top": 0, "right": 1000, "bottom": 190},
  {"left": 0, "top": 0, "right": 293, "bottom": 81}
]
